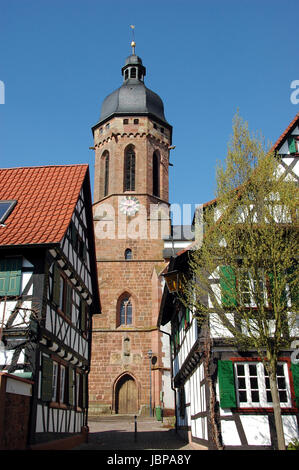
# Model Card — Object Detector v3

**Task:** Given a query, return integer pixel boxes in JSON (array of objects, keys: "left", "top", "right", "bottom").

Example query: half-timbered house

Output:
[
  {"left": 158, "top": 113, "right": 299, "bottom": 450},
  {"left": 0, "top": 164, "right": 100, "bottom": 447}
]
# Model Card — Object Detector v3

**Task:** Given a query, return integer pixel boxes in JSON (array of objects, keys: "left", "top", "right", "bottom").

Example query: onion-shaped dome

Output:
[{"left": 94, "top": 53, "right": 170, "bottom": 128}]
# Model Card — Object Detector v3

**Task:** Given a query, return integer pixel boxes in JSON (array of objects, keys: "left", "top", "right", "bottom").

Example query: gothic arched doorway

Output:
[{"left": 115, "top": 374, "right": 138, "bottom": 414}]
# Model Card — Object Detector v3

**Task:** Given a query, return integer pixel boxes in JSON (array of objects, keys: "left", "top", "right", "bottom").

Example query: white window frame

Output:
[
  {"left": 238, "top": 272, "right": 268, "bottom": 308},
  {"left": 234, "top": 361, "right": 292, "bottom": 408}
]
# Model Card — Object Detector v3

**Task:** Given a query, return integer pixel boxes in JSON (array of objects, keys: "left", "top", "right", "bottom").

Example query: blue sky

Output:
[{"left": 0, "top": 0, "right": 298, "bottom": 221}]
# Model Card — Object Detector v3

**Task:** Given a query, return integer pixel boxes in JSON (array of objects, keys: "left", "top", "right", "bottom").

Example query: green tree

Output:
[{"left": 183, "top": 114, "right": 299, "bottom": 450}]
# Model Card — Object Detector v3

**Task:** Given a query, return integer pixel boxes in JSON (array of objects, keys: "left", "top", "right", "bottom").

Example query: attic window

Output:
[{"left": 0, "top": 200, "right": 17, "bottom": 224}]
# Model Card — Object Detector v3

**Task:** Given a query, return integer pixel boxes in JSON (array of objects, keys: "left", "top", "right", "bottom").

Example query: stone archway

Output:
[{"left": 115, "top": 374, "right": 138, "bottom": 414}]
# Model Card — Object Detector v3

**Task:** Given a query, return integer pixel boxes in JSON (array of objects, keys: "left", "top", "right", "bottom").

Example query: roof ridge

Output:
[{"left": 0, "top": 163, "right": 89, "bottom": 171}]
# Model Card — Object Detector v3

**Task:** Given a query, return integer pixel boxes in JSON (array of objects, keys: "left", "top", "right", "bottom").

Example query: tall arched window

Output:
[
  {"left": 117, "top": 295, "right": 133, "bottom": 326},
  {"left": 124, "top": 145, "right": 135, "bottom": 191},
  {"left": 153, "top": 151, "right": 160, "bottom": 197},
  {"left": 104, "top": 152, "right": 109, "bottom": 197}
]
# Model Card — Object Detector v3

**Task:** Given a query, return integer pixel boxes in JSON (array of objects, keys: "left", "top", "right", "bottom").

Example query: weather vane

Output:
[{"left": 130, "top": 25, "right": 136, "bottom": 55}]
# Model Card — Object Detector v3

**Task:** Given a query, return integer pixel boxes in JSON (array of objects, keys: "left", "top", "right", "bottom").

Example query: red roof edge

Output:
[{"left": 271, "top": 111, "right": 299, "bottom": 152}]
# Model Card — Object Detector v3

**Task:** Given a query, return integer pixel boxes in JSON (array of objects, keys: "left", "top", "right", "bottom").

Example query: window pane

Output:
[
  {"left": 0, "top": 201, "right": 16, "bottom": 223},
  {"left": 249, "top": 364, "right": 257, "bottom": 376},
  {"left": 126, "top": 302, "right": 132, "bottom": 324},
  {"left": 238, "top": 378, "right": 246, "bottom": 389},
  {"left": 52, "top": 363, "right": 58, "bottom": 401},
  {"left": 237, "top": 364, "right": 245, "bottom": 376},
  {"left": 251, "top": 391, "right": 259, "bottom": 402},
  {"left": 104, "top": 154, "right": 109, "bottom": 196},
  {"left": 277, "top": 377, "right": 286, "bottom": 389},
  {"left": 239, "top": 391, "right": 247, "bottom": 402},
  {"left": 250, "top": 377, "right": 258, "bottom": 389},
  {"left": 279, "top": 390, "right": 288, "bottom": 403},
  {"left": 0, "top": 202, "right": 11, "bottom": 219},
  {"left": 59, "top": 277, "right": 64, "bottom": 310},
  {"left": 120, "top": 301, "right": 126, "bottom": 325}
]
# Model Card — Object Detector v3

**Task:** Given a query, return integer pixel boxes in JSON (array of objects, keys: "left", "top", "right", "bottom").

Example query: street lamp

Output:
[
  {"left": 147, "top": 349, "right": 153, "bottom": 417},
  {"left": 163, "top": 270, "right": 182, "bottom": 293}
]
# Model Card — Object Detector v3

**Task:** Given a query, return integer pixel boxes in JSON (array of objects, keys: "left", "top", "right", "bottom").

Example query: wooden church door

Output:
[{"left": 115, "top": 375, "right": 138, "bottom": 414}]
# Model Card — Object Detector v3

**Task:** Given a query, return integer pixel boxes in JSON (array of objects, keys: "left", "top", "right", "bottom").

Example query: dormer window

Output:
[{"left": 0, "top": 200, "right": 17, "bottom": 225}]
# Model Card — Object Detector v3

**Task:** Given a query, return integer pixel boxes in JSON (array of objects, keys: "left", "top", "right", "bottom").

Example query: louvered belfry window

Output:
[
  {"left": 124, "top": 146, "right": 135, "bottom": 191},
  {"left": 104, "top": 152, "right": 109, "bottom": 197},
  {"left": 153, "top": 151, "right": 160, "bottom": 197}
]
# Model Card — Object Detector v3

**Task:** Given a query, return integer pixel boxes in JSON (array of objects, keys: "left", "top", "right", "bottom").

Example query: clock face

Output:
[{"left": 119, "top": 196, "right": 140, "bottom": 216}]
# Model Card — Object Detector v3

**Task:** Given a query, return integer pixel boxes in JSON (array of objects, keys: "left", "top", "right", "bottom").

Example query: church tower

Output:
[{"left": 89, "top": 41, "right": 173, "bottom": 416}]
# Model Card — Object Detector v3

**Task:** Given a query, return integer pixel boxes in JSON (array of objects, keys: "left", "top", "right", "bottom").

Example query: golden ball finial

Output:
[{"left": 130, "top": 25, "right": 136, "bottom": 54}]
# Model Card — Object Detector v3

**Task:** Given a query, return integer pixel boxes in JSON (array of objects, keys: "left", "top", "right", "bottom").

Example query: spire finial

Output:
[{"left": 130, "top": 25, "right": 136, "bottom": 55}]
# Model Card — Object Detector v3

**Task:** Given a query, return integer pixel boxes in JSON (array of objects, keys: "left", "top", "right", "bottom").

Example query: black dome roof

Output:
[
  {"left": 95, "top": 54, "right": 170, "bottom": 128},
  {"left": 99, "top": 82, "right": 167, "bottom": 123}
]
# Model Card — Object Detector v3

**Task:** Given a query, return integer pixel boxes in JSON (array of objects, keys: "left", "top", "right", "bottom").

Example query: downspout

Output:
[{"left": 158, "top": 327, "right": 177, "bottom": 433}]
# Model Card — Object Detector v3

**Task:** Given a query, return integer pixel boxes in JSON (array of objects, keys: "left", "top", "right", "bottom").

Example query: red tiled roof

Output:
[
  {"left": 271, "top": 111, "right": 299, "bottom": 153},
  {"left": 0, "top": 164, "right": 88, "bottom": 246}
]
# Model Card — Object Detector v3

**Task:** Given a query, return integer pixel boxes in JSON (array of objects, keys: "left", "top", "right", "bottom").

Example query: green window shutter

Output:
[
  {"left": 52, "top": 264, "right": 61, "bottom": 305},
  {"left": 288, "top": 136, "right": 297, "bottom": 154},
  {"left": 82, "top": 374, "right": 88, "bottom": 409},
  {"left": 68, "top": 367, "right": 74, "bottom": 406},
  {"left": 268, "top": 271, "right": 288, "bottom": 307},
  {"left": 220, "top": 266, "right": 237, "bottom": 308},
  {"left": 41, "top": 356, "right": 53, "bottom": 402},
  {"left": 186, "top": 307, "right": 190, "bottom": 324},
  {"left": 0, "top": 257, "right": 22, "bottom": 296},
  {"left": 291, "top": 363, "right": 299, "bottom": 408},
  {"left": 80, "top": 301, "right": 87, "bottom": 331},
  {"left": 65, "top": 283, "right": 72, "bottom": 318},
  {"left": 218, "top": 360, "right": 237, "bottom": 408}
]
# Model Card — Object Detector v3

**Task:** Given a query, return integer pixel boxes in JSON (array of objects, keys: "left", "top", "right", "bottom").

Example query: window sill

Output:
[
  {"left": 233, "top": 407, "right": 297, "bottom": 413},
  {"left": 49, "top": 402, "right": 68, "bottom": 410}
]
